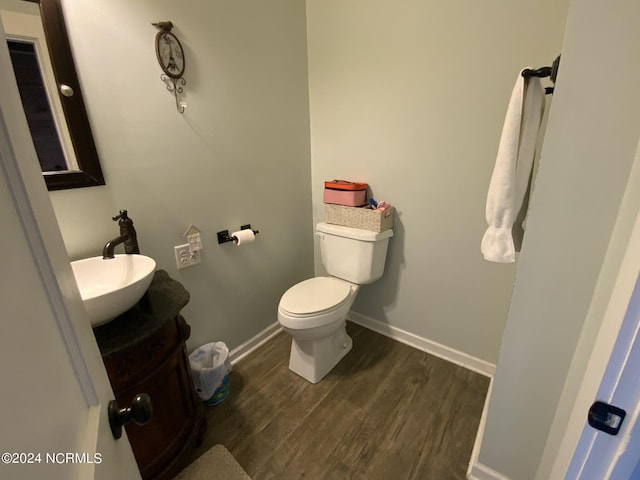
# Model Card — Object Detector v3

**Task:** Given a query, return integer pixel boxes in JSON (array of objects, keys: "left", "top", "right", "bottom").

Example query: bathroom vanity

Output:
[{"left": 93, "top": 270, "right": 206, "bottom": 480}]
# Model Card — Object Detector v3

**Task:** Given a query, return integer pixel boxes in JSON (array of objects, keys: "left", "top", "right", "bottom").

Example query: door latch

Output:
[{"left": 588, "top": 401, "right": 626, "bottom": 436}]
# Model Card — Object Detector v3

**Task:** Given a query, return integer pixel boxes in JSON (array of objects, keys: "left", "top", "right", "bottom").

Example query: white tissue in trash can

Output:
[{"left": 189, "top": 342, "right": 231, "bottom": 401}]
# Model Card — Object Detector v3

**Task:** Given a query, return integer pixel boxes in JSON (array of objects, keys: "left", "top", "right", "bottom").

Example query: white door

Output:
[
  {"left": 0, "top": 20, "right": 140, "bottom": 480},
  {"left": 548, "top": 163, "right": 640, "bottom": 480},
  {"left": 565, "top": 272, "right": 640, "bottom": 479}
]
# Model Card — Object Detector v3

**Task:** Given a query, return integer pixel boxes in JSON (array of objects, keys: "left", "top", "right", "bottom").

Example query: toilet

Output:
[{"left": 277, "top": 222, "right": 393, "bottom": 383}]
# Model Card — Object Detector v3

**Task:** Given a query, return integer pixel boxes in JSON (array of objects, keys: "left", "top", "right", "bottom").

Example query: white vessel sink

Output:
[{"left": 71, "top": 254, "right": 156, "bottom": 327}]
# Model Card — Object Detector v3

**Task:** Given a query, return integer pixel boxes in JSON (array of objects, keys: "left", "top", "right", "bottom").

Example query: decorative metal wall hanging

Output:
[{"left": 152, "top": 21, "right": 186, "bottom": 113}]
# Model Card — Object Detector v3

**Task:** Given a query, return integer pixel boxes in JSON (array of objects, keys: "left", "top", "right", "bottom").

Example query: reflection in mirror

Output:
[
  {"left": 9, "top": 39, "right": 68, "bottom": 171},
  {"left": 2, "top": 0, "right": 105, "bottom": 190}
]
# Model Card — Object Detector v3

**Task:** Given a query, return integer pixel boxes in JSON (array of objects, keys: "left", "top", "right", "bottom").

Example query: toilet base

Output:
[{"left": 288, "top": 323, "right": 353, "bottom": 384}]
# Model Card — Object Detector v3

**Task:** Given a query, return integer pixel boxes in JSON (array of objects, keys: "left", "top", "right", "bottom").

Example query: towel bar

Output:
[{"left": 522, "top": 55, "right": 561, "bottom": 95}]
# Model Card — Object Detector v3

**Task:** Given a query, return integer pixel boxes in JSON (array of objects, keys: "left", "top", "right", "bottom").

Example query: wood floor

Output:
[{"left": 179, "top": 322, "right": 490, "bottom": 480}]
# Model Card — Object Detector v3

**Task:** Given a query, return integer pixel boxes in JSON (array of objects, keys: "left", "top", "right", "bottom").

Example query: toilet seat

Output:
[{"left": 279, "top": 277, "right": 352, "bottom": 317}]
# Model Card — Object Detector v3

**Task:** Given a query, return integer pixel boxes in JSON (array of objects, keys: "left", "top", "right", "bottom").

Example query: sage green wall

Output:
[
  {"left": 49, "top": 0, "right": 313, "bottom": 351},
  {"left": 49, "top": 0, "right": 571, "bottom": 365},
  {"left": 306, "top": 0, "right": 569, "bottom": 364}
]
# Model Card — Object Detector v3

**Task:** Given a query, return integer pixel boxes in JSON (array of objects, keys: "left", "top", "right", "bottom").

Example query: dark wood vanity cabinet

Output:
[{"left": 93, "top": 271, "right": 206, "bottom": 479}]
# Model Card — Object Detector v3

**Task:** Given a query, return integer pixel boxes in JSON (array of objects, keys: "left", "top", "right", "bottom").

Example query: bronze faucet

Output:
[{"left": 103, "top": 210, "right": 140, "bottom": 259}]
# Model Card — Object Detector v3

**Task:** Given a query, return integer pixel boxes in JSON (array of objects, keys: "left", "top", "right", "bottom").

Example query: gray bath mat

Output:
[{"left": 173, "top": 444, "right": 251, "bottom": 480}]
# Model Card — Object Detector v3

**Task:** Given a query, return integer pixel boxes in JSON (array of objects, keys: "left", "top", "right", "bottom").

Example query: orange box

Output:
[{"left": 323, "top": 180, "right": 368, "bottom": 206}]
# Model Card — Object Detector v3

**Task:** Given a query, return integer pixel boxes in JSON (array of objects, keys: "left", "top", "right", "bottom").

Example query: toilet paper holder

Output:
[{"left": 217, "top": 224, "right": 260, "bottom": 244}]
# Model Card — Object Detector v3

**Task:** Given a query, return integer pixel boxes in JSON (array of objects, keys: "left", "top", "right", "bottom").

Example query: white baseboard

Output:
[
  {"left": 229, "top": 313, "right": 495, "bottom": 377},
  {"left": 467, "top": 377, "right": 500, "bottom": 479},
  {"left": 229, "top": 321, "right": 282, "bottom": 365},
  {"left": 347, "top": 310, "right": 496, "bottom": 377},
  {"left": 467, "top": 462, "right": 511, "bottom": 480}
]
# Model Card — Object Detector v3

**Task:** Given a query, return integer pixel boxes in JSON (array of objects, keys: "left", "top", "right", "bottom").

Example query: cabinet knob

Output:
[
  {"left": 108, "top": 393, "right": 153, "bottom": 439},
  {"left": 179, "top": 322, "right": 191, "bottom": 341}
]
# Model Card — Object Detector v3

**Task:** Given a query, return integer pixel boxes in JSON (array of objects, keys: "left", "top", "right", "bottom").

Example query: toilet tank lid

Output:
[{"left": 316, "top": 222, "right": 393, "bottom": 242}]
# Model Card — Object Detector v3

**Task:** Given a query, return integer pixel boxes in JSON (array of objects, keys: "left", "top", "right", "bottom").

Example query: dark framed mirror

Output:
[{"left": 5, "top": 0, "right": 104, "bottom": 190}]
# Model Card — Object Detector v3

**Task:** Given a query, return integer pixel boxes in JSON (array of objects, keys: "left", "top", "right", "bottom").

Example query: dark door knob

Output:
[{"left": 108, "top": 393, "right": 153, "bottom": 439}]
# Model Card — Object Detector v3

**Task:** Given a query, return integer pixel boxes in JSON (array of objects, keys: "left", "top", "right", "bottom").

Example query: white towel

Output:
[{"left": 481, "top": 70, "right": 545, "bottom": 263}]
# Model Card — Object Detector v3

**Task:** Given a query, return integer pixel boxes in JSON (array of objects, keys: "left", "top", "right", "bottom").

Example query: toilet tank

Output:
[{"left": 316, "top": 222, "right": 393, "bottom": 285}]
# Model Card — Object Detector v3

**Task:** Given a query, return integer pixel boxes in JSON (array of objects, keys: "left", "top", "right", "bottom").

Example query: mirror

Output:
[{"left": 2, "top": 0, "right": 104, "bottom": 190}]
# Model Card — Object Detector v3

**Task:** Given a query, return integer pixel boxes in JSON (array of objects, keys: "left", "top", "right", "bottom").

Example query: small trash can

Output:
[{"left": 188, "top": 342, "right": 231, "bottom": 405}]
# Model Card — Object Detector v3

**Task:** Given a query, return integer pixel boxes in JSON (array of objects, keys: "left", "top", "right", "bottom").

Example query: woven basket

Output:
[{"left": 325, "top": 204, "right": 394, "bottom": 232}]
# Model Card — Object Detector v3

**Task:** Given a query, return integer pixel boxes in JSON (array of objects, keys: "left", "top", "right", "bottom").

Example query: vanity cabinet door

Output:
[{"left": 102, "top": 315, "right": 205, "bottom": 480}]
